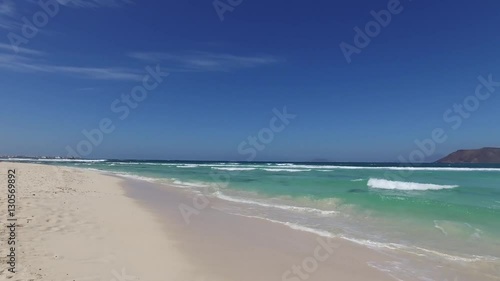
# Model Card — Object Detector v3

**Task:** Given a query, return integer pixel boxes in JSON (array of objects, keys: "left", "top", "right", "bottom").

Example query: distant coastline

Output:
[
  {"left": 436, "top": 147, "right": 500, "bottom": 164},
  {"left": 4, "top": 148, "right": 500, "bottom": 164}
]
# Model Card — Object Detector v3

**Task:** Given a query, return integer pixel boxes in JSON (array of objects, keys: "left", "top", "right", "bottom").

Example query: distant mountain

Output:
[{"left": 436, "top": 147, "right": 500, "bottom": 163}]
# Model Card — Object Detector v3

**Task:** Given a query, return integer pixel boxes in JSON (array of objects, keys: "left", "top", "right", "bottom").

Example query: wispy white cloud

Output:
[
  {"left": 1, "top": 60, "right": 144, "bottom": 81},
  {"left": 128, "top": 51, "right": 282, "bottom": 72},
  {"left": 0, "top": 0, "right": 19, "bottom": 30},
  {"left": 0, "top": 47, "right": 143, "bottom": 81},
  {"left": 0, "top": 43, "right": 44, "bottom": 56},
  {"left": 0, "top": 0, "right": 15, "bottom": 16},
  {"left": 44, "top": 65, "right": 144, "bottom": 80}
]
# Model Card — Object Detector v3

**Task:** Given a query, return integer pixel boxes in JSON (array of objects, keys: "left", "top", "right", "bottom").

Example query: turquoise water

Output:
[{"left": 13, "top": 159, "right": 500, "bottom": 277}]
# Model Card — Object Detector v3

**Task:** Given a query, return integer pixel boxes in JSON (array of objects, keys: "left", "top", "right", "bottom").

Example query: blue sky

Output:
[{"left": 1, "top": 0, "right": 500, "bottom": 161}]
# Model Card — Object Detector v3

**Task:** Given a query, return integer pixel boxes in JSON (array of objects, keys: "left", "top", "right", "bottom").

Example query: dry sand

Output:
[{"left": 0, "top": 162, "right": 194, "bottom": 280}]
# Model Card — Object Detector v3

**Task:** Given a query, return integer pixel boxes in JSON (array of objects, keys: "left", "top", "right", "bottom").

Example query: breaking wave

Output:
[
  {"left": 212, "top": 167, "right": 257, "bottom": 171},
  {"left": 367, "top": 178, "right": 458, "bottom": 191},
  {"left": 214, "top": 192, "right": 337, "bottom": 216},
  {"left": 262, "top": 168, "right": 312, "bottom": 172}
]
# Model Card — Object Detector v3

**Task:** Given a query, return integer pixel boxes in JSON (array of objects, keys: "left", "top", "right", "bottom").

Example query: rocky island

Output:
[{"left": 437, "top": 147, "right": 500, "bottom": 163}]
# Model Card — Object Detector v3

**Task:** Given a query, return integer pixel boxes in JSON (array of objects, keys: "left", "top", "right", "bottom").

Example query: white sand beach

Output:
[{"left": 0, "top": 163, "right": 193, "bottom": 280}]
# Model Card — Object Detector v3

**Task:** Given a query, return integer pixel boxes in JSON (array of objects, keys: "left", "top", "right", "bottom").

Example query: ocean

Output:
[{"left": 11, "top": 159, "right": 500, "bottom": 278}]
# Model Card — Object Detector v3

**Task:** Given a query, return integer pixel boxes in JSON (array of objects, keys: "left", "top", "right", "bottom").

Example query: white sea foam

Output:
[
  {"left": 232, "top": 214, "right": 496, "bottom": 263},
  {"left": 338, "top": 235, "right": 406, "bottom": 251},
  {"left": 85, "top": 168, "right": 104, "bottom": 173},
  {"left": 109, "top": 172, "right": 158, "bottom": 183},
  {"left": 434, "top": 221, "right": 448, "bottom": 236},
  {"left": 176, "top": 164, "right": 199, "bottom": 168},
  {"left": 212, "top": 167, "right": 256, "bottom": 171},
  {"left": 6, "top": 158, "right": 107, "bottom": 163},
  {"left": 256, "top": 164, "right": 500, "bottom": 172},
  {"left": 116, "top": 162, "right": 159, "bottom": 165},
  {"left": 51, "top": 160, "right": 500, "bottom": 172},
  {"left": 342, "top": 236, "right": 498, "bottom": 262},
  {"left": 262, "top": 168, "right": 312, "bottom": 172},
  {"left": 367, "top": 178, "right": 458, "bottom": 191},
  {"left": 87, "top": 161, "right": 500, "bottom": 172},
  {"left": 105, "top": 171, "right": 211, "bottom": 189},
  {"left": 358, "top": 166, "right": 500, "bottom": 172},
  {"left": 214, "top": 192, "right": 337, "bottom": 216},
  {"left": 232, "top": 214, "right": 336, "bottom": 238},
  {"left": 351, "top": 178, "right": 364, "bottom": 182},
  {"left": 171, "top": 179, "right": 210, "bottom": 188}
]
